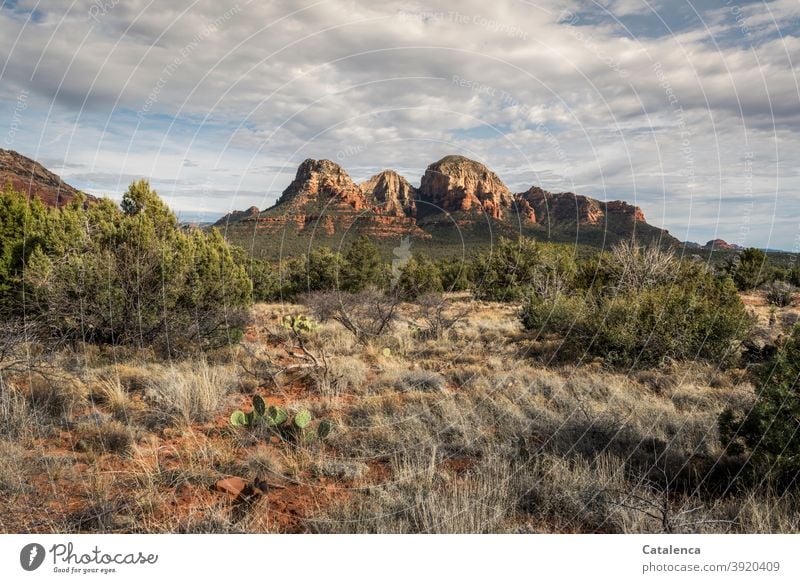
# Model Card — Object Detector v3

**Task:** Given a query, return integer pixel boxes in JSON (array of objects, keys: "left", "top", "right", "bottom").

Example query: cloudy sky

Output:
[{"left": 1, "top": 0, "right": 799, "bottom": 248}]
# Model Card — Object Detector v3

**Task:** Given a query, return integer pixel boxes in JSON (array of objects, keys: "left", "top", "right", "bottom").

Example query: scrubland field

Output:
[
  {"left": 2, "top": 293, "right": 799, "bottom": 534},
  {"left": 2, "top": 182, "right": 800, "bottom": 533}
]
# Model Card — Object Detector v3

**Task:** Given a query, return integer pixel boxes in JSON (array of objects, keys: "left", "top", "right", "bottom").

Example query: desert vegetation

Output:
[{"left": 2, "top": 183, "right": 800, "bottom": 533}]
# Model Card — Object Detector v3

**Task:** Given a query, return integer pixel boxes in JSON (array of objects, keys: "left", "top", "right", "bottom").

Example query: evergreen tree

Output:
[
  {"left": 720, "top": 325, "right": 800, "bottom": 487},
  {"left": 340, "top": 235, "right": 388, "bottom": 292}
]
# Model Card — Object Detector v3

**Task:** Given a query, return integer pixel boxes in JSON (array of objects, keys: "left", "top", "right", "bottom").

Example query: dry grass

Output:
[
  {"left": 74, "top": 419, "right": 135, "bottom": 455},
  {"left": 2, "top": 295, "right": 799, "bottom": 533},
  {"left": 0, "top": 440, "right": 29, "bottom": 495},
  {"left": 145, "top": 359, "right": 237, "bottom": 425},
  {"left": 0, "top": 378, "right": 38, "bottom": 439}
]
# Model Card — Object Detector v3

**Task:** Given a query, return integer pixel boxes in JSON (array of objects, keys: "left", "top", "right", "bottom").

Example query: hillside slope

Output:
[{"left": 0, "top": 149, "right": 92, "bottom": 207}]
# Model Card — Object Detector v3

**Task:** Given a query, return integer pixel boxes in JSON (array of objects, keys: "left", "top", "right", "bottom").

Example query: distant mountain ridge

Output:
[
  {"left": 0, "top": 148, "right": 94, "bottom": 207},
  {"left": 216, "top": 155, "right": 675, "bottom": 256}
]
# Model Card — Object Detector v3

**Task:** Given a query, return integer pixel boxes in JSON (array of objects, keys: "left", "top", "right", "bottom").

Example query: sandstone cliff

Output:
[
  {"left": 219, "top": 159, "right": 427, "bottom": 240},
  {"left": 518, "top": 186, "right": 646, "bottom": 227},
  {"left": 360, "top": 170, "right": 416, "bottom": 217},
  {"left": 276, "top": 159, "right": 366, "bottom": 210},
  {"left": 417, "top": 155, "right": 515, "bottom": 220}
]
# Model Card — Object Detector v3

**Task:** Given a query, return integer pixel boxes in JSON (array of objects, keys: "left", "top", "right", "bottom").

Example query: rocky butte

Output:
[
  {"left": 417, "top": 155, "right": 515, "bottom": 220},
  {"left": 216, "top": 154, "right": 674, "bottom": 256}
]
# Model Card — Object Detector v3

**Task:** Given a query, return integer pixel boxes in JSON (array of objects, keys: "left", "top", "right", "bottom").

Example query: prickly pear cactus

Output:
[
  {"left": 253, "top": 394, "right": 266, "bottom": 417},
  {"left": 230, "top": 410, "right": 247, "bottom": 427},
  {"left": 317, "top": 419, "right": 333, "bottom": 439},
  {"left": 282, "top": 314, "right": 318, "bottom": 335},
  {"left": 267, "top": 406, "right": 288, "bottom": 426},
  {"left": 294, "top": 409, "right": 312, "bottom": 429}
]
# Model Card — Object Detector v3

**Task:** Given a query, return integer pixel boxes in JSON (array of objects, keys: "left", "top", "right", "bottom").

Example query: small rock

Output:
[{"left": 214, "top": 476, "right": 248, "bottom": 498}]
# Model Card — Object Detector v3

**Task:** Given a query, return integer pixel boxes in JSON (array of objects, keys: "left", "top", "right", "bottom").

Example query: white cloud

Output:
[{"left": 1, "top": 0, "right": 799, "bottom": 247}]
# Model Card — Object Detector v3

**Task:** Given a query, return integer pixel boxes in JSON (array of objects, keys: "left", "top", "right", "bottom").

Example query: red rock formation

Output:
[
  {"left": 230, "top": 159, "right": 428, "bottom": 240},
  {"left": 513, "top": 197, "right": 537, "bottom": 223},
  {"left": 0, "top": 148, "right": 92, "bottom": 207},
  {"left": 605, "top": 200, "right": 646, "bottom": 222},
  {"left": 517, "top": 187, "right": 646, "bottom": 226},
  {"left": 217, "top": 154, "right": 674, "bottom": 251},
  {"left": 215, "top": 205, "right": 260, "bottom": 226},
  {"left": 360, "top": 170, "right": 416, "bottom": 217},
  {"left": 417, "top": 155, "right": 515, "bottom": 219},
  {"left": 276, "top": 158, "right": 366, "bottom": 209},
  {"left": 704, "top": 239, "right": 741, "bottom": 251}
]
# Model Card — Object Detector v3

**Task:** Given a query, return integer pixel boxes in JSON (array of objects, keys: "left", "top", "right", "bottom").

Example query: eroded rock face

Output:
[
  {"left": 277, "top": 158, "right": 366, "bottom": 209},
  {"left": 215, "top": 154, "right": 673, "bottom": 252},
  {"left": 360, "top": 170, "right": 417, "bottom": 217},
  {"left": 606, "top": 200, "right": 646, "bottom": 222},
  {"left": 0, "top": 148, "right": 89, "bottom": 207},
  {"left": 517, "top": 187, "right": 646, "bottom": 226},
  {"left": 230, "top": 159, "right": 428, "bottom": 239},
  {"left": 417, "top": 155, "right": 515, "bottom": 219}
]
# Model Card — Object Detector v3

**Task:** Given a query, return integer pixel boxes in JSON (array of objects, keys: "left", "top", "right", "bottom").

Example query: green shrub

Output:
[
  {"left": 436, "top": 257, "right": 472, "bottom": 292},
  {"left": 397, "top": 255, "right": 443, "bottom": 299},
  {"left": 340, "top": 236, "right": 388, "bottom": 292},
  {"left": 288, "top": 246, "right": 344, "bottom": 295},
  {"left": 763, "top": 280, "right": 795, "bottom": 307},
  {"left": 247, "top": 256, "right": 284, "bottom": 302},
  {"left": 474, "top": 237, "right": 576, "bottom": 302},
  {"left": 728, "top": 248, "right": 768, "bottom": 291},
  {"left": 4, "top": 180, "right": 252, "bottom": 353},
  {"left": 573, "top": 253, "right": 614, "bottom": 291},
  {"left": 522, "top": 271, "right": 752, "bottom": 368},
  {"left": 720, "top": 325, "right": 800, "bottom": 488},
  {"left": 789, "top": 266, "right": 800, "bottom": 288},
  {"left": 0, "top": 185, "right": 85, "bottom": 314},
  {"left": 519, "top": 292, "right": 590, "bottom": 337}
]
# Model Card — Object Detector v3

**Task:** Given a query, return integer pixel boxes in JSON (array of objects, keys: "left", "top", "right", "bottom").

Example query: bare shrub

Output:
[
  {"left": 371, "top": 368, "right": 446, "bottom": 393},
  {"left": 0, "top": 378, "right": 38, "bottom": 439},
  {"left": 519, "top": 453, "right": 628, "bottom": 533},
  {"left": 608, "top": 240, "right": 678, "bottom": 293},
  {"left": 247, "top": 445, "right": 288, "bottom": 478},
  {"left": 312, "top": 356, "right": 368, "bottom": 396},
  {"left": 726, "top": 491, "right": 800, "bottom": 533},
  {"left": 90, "top": 377, "right": 132, "bottom": 422},
  {"left": 0, "top": 319, "right": 38, "bottom": 375},
  {"left": 302, "top": 288, "right": 401, "bottom": 343},
  {"left": 310, "top": 458, "right": 369, "bottom": 481},
  {"left": 412, "top": 293, "right": 469, "bottom": 340},
  {"left": 28, "top": 375, "right": 86, "bottom": 421},
  {"left": 312, "top": 447, "right": 515, "bottom": 533}
]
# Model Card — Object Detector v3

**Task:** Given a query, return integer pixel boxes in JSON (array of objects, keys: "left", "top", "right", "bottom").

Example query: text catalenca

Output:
[{"left": 642, "top": 545, "right": 700, "bottom": 555}]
